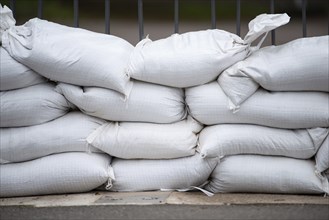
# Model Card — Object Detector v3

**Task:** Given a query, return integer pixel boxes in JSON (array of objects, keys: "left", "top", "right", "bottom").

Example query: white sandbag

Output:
[
  {"left": 0, "top": 4, "right": 15, "bottom": 41},
  {"left": 0, "top": 83, "right": 71, "bottom": 127},
  {"left": 218, "top": 36, "right": 329, "bottom": 109},
  {"left": 0, "top": 112, "right": 106, "bottom": 164},
  {"left": 205, "top": 155, "right": 329, "bottom": 194},
  {"left": 0, "top": 152, "right": 112, "bottom": 198},
  {"left": 0, "top": 47, "right": 46, "bottom": 91},
  {"left": 109, "top": 154, "right": 218, "bottom": 192},
  {"left": 186, "top": 82, "right": 329, "bottom": 129},
  {"left": 56, "top": 81, "right": 186, "bottom": 124},
  {"left": 127, "top": 14, "right": 289, "bottom": 88},
  {"left": 1, "top": 13, "right": 133, "bottom": 95},
  {"left": 315, "top": 136, "right": 329, "bottom": 173},
  {"left": 87, "top": 116, "right": 203, "bottom": 159},
  {"left": 199, "top": 124, "right": 328, "bottom": 159}
]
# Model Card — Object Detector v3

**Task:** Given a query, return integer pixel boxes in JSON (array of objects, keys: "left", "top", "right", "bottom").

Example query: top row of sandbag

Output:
[{"left": 1, "top": 4, "right": 291, "bottom": 93}]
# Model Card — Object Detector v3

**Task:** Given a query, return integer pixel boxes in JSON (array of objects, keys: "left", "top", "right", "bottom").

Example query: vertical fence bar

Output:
[
  {"left": 211, "top": 0, "right": 216, "bottom": 29},
  {"left": 236, "top": 0, "right": 241, "bottom": 36},
  {"left": 38, "top": 0, "right": 43, "bottom": 19},
  {"left": 270, "top": 0, "right": 275, "bottom": 45},
  {"left": 105, "top": 0, "right": 110, "bottom": 34},
  {"left": 302, "top": 0, "right": 307, "bottom": 37},
  {"left": 174, "top": 0, "right": 179, "bottom": 33},
  {"left": 138, "top": 0, "right": 144, "bottom": 40},
  {"left": 9, "top": 0, "right": 16, "bottom": 18},
  {"left": 74, "top": 0, "right": 79, "bottom": 27}
]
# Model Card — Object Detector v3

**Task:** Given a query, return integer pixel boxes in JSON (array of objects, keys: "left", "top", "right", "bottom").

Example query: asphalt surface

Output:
[
  {"left": 1, "top": 191, "right": 328, "bottom": 220},
  {"left": 1, "top": 204, "right": 329, "bottom": 220}
]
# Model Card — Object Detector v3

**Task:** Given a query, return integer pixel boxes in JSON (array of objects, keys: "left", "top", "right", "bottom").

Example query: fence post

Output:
[
  {"left": 37, "top": 0, "right": 43, "bottom": 19},
  {"left": 236, "top": 0, "right": 241, "bottom": 36},
  {"left": 270, "top": 0, "right": 275, "bottom": 45},
  {"left": 211, "top": 0, "right": 216, "bottom": 29},
  {"left": 302, "top": 0, "right": 307, "bottom": 37},
  {"left": 74, "top": 0, "right": 79, "bottom": 27},
  {"left": 174, "top": 0, "right": 179, "bottom": 33},
  {"left": 138, "top": 0, "right": 144, "bottom": 40},
  {"left": 105, "top": 0, "right": 110, "bottom": 34}
]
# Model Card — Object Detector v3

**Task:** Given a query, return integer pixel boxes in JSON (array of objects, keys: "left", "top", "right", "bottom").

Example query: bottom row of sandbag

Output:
[{"left": 1, "top": 152, "right": 328, "bottom": 198}]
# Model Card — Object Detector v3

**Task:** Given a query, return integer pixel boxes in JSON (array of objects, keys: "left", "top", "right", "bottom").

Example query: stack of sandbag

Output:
[
  {"left": 0, "top": 6, "right": 294, "bottom": 195},
  {"left": 0, "top": 3, "right": 208, "bottom": 195},
  {"left": 0, "top": 5, "right": 112, "bottom": 197},
  {"left": 185, "top": 36, "right": 329, "bottom": 194},
  {"left": 2, "top": 1, "right": 326, "bottom": 197},
  {"left": 49, "top": 37, "right": 199, "bottom": 192},
  {"left": 95, "top": 13, "right": 290, "bottom": 193},
  {"left": 54, "top": 80, "right": 208, "bottom": 193},
  {"left": 0, "top": 60, "right": 110, "bottom": 197}
]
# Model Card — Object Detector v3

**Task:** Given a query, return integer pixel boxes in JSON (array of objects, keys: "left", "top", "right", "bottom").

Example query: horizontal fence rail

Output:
[{"left": 8, "top": 0, "right": 311, "bottom": 45}]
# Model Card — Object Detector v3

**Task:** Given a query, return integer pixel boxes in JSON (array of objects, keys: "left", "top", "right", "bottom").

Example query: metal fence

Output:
[{"left": 8, "top": 0, "right": 309, "bottom": 45}]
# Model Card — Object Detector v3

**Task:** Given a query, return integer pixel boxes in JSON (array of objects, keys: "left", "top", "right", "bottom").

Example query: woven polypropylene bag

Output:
[
  {"left": 186, "top": 82, "right": 329, "bottom": 129},
  {"left": 218, "top": 36, "right": 329, "bottom": 110},
  {"left": 1, "top": 17, "right": 133, "bottom": 96},
  {"left": 87, "top": 116, "right": 202, "bottom": 159},
  {"left": 198, "top": 124, "right": 328, "bottom": 159},
  {"left": 0, "top": 112, "right": 106, "bottom": 164},
  {"left": 56, "top": 81, "right": 187, "bottom": 124},
  {"left": 0, "top": 152, "right": 112, "bottom": 198},
  {"left": 0, "top": 83, "right": 71, "bottom": 127},
  {"left": 205, "top": 155, "right": 329, "bottom": 194},
  {"left": 0, "top": 47, "right": 46, "bottom": 91},
  {"left": 109, "top": 154, "right": 218, "bottom": 192}
]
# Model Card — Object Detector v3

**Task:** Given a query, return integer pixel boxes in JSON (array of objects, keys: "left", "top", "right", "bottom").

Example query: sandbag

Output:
[
  {"left": 109, "top": 154, "right": 218, "bottom": 192},
  {"left": 186, "top": 82, "right": 329, "bottom": 129},
  {"left": 87, "top": 116, "right": 202, "bottom": 159},
  {"left": 0, "top": 83, "right": 71, "bottom": 127},
  {"left": 1, "top": 8, "right": 133, "bottom": 95},
  {"left": 56, "top": 81, "right": 186, "bottom": 124},
  {"left": 0, "top": 112, "right": 106, "bottom": 164},
  {"left": 0, "top": 47, "right": 46, "bottom": 91},
  {"left": 198, "top": 124, "right": 328, "bottom": 159},
  {"left": 218, "top": 36, "right": 329, "bottom": 110},
  {"left": 205, "top": 155, "right": 329, "bottom": 194},
  {"left": 315, "top": 136, "right": 329, "bottom": 174},
  {"left": 127, "top": 14, "right": 290, "bottom": 88},
  {"left": 0, "top": 4, "right": 15, "bottom": 40},
  {"left": 0, "top": 152, "right": 112, "bottom": 198}
]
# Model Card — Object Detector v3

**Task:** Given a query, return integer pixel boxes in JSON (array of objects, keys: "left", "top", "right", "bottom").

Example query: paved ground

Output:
[{"left": 1, "top": 191, "right": 328, "bottom": 219}]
